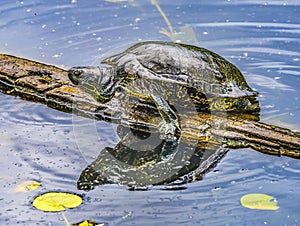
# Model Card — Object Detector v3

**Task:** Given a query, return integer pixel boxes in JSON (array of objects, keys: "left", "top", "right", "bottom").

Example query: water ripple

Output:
[
  {"left": 226, "top": 47, "right": 300, "bottom": 56},
  {"left": 222, "top": 0, "right": 300, "bottom": 6},
  {"left": 0, "top": 1, "right": 299, "bottom": 225},
  {"left": 195, "top": 21, "right": 300, "bottom": 29},
  {"left": 0, "top": 94, "right": 72, "bottom": 127}
]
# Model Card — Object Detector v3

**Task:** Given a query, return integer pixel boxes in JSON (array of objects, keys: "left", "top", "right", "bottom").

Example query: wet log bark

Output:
[{"left": 0, "top": 53, "right": 299, "bottom": 158}]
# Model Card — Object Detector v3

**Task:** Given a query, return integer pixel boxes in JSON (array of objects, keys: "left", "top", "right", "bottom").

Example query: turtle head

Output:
[{"left": 68, "top": 65, "right": 118, "bottom": 103}]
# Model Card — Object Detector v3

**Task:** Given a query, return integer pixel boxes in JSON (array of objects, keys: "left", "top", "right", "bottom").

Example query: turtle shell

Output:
[{"left": 102, "top": 41, "right": 258, "bottom": 99}]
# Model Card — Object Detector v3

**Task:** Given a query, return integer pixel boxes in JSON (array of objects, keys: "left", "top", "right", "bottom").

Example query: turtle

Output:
[{"left": 68, "top": 41, "right": 259, "bottom": 140}]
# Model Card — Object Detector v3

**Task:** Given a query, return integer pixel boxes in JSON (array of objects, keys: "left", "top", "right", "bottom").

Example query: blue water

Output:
[{"left": 0, "top": 0, "right": 299, "bottom": 225}]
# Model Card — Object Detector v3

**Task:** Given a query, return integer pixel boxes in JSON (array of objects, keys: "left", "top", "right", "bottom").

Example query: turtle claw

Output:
[{"left": 159, "top": 120, "right": 181, "bottom": 141}]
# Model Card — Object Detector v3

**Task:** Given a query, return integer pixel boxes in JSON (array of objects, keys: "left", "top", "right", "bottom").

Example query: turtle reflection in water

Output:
[
  {"left": 78, "top": 126, "right": 228, "bottom": 191},
  {"left": 69, "top": 41, "right": 261, "bottom": 190}
]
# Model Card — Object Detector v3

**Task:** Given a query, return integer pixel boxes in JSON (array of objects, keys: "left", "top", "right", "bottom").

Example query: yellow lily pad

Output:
[
  {"left": 33, "top": 192, "right": 82, "bottom": 212},
  {"left": 72, "top": 219, "right": 104, "bottom": 226},
  {"left": 240, "top": 193, "right": 279, "bottom": 210},
  {"left": 14, "top": 180, "right": 41, "bottom": 192}
]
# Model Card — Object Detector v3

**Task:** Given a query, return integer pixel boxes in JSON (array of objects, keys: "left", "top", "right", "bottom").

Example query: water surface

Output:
[{"left": 0, "top": 0, "right": 299, "bottom": 225}]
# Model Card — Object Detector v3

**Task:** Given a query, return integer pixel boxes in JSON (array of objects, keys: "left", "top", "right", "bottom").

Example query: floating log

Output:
[{"left": 0, "top": 53, "right": 299, "bottom": 158}]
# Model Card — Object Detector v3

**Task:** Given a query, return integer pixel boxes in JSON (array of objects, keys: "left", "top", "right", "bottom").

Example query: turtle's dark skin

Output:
[{"left": 68, "top": 41, "right": 260, "bottom": 139}]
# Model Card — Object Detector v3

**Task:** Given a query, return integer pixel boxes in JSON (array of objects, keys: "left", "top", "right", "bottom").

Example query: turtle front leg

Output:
[
  {"left": 123, "top": 59, "right": 180, "bottom": 140},
  {"left": 150, "top": 94, "right": 181, "bottom": 141}
]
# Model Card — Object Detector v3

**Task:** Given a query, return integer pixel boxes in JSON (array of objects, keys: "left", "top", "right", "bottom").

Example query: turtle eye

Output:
[
  {"left": 151, "top": 64, "right": 161, "bottom": 72},
  {"left": 68, "top": 68, "right": 84, "bottom": 85}
]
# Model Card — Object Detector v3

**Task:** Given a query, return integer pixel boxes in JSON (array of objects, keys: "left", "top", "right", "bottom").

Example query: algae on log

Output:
[{"left": 0, "top": 53, "right": 299, "bottom": 158}]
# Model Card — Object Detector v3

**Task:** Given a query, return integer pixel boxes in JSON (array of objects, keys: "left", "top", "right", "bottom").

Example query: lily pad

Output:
[
  {"left": 33, "top": 192, "right": 82, "bottom": 212},
  {"left": 72, "top": 220, "right": 104, "bottom": 226},
  {"left": 14, "top": 180, "right": 41, "bottom": 192},
  {"left": 240, "top": 193, "right": 279, "bottom": 210}
]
